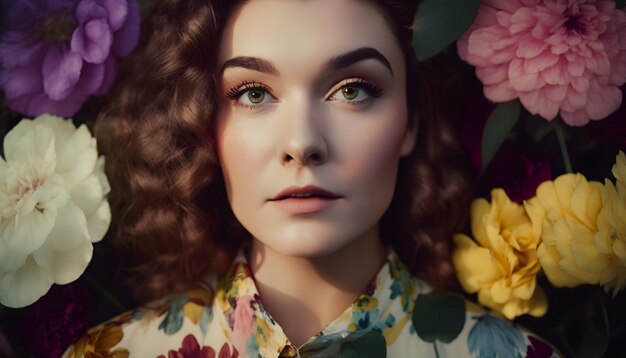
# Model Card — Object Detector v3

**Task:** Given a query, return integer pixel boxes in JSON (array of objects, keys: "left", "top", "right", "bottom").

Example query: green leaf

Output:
[
  {"left": 524, "top": 114, "right": 557, "bottom": 143},
  {"left": 340, "top": 330, "right": 387, "bottom": 358},
  {"left": 412, "top": 291, "right": 466, "bottom": 343},
  {"left": 481, "top": 100, "right": 521, "bottom": 173},
  {"left": 412, "top": 0, "right": 481, "bottom": 60}
]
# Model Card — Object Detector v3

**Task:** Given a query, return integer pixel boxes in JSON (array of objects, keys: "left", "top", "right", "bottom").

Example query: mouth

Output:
[
  {"left": 269, "top": 185, "right": 341, "bottom": 215},
  {"left": 269, "top": 185, "right": 341, "bottom": 201}
]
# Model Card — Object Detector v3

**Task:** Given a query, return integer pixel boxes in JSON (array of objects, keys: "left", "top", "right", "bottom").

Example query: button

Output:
[{"left": 279, "top": 344, "right": 298, "bottom": 357}]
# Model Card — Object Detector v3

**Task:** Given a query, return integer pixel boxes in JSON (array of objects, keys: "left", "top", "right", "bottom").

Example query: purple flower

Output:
[{"left": 0, "top": 0, "right": 140, "bottom": 117}]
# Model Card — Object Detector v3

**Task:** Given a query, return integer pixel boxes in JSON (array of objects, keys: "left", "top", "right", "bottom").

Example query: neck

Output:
[{"left": 248, "top": 226, "right": 388, "bottom": 347}]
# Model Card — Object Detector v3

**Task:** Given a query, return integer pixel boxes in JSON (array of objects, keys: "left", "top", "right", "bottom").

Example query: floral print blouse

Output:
[{"left": 64, "top": 249, "right": 558, "bottom": 357}]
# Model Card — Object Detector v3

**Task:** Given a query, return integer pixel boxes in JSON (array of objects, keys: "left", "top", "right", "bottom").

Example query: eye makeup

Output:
[
  {"left": 326, "top": 78, "right": 384, "bottom": 105},
  {"left": 224, "top": 80, "right": 277, "bottom": 110},
  {"left": 225, "top": 80, "right": 272, "bottom": 100},
  {"left": 224, "top": 76, "right": 385, "bottom": 110}
]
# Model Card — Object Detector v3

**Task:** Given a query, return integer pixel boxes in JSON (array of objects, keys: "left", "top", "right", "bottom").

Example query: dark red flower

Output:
[
  {"left": 460, "top": 89, "right": 552, "bottom": 203},
  {"left": 479, "top": 140, "right": 552, "bottom": 203},
  {"left": 17, "top": 282, "right": 88, "bottom": 358},
  {"left": 160, "top": 335, "right": 216, "bottom": 358},
  {"left": 218, "top": 343, "right": 239, "bottom": 358}
]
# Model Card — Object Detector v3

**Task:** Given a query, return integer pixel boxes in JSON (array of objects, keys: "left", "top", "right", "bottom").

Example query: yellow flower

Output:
[
  {"left": 596, "top": 150, "right": 626, "bottom": 293},
  {"left": 612, "top": 150, "right": 626, "bottom": 197},
  {"left": 534, "top": 172, "right": 626, "bottom": 294},
  {"left": 66, "top": 325, "right": 129, "bottom": 358},
  {"left": 596, "top": 181, "right": 626, "bottom": 293},
  {"left": 453, "top": 189, "right": 547, "bottom": 320}
]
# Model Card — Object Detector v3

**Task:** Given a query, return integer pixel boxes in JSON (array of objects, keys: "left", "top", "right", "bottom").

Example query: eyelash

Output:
[
  {"left": 224, "top": 78, "right": 383, "bottom": 109},
  {"left": 330, "top": 78, "right": 383, "bottom": 105}
]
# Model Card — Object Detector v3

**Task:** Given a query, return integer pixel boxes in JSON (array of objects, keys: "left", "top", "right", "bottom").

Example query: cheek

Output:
[
  {"left": 333, "top": 103, "right": 409, "bottom": 189},
  {"left": 216, "top": 119, "right": 270, "bottom": 204}
]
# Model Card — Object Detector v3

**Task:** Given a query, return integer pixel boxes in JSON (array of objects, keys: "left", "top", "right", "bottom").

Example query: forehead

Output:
[{"left": 218, "top": 0, "right": 404, "bottom": 74}]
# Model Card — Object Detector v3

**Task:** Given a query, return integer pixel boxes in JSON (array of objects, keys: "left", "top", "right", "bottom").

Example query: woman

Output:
[{"left": 66, "top": 0, "right": 556, "bottom": 356}]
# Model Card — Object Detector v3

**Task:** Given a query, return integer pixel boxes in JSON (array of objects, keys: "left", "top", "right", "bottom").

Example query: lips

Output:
[
  {"left": 269, "top": 185, "right": 341, "bottom": 215},
  {"left": 270, "top": 185, "right": 341, "bottom": 201}
]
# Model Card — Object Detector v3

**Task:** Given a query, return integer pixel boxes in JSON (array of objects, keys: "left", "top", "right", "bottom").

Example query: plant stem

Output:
[
  {"left": 555, "top": 120, "right": 573, "bottom": 174},
  {"left": 433, "top": 341, "right": 440, "bottom": 358},
  {"left": 599, "top": 293, "right": 610, "bottom": 337}
]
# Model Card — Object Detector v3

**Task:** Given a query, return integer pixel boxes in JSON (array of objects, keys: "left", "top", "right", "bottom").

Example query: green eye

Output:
[
  {"left": 341, "top": 86, "right": 359, "bottom": 100},
  {"left": 247, "top": 90, "right": 265, "bottom": 104}
]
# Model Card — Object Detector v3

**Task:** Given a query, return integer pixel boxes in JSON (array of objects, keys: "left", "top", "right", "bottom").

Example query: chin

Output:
[{"left": 262, "top": 227, "right": 354, "bottom": 258}]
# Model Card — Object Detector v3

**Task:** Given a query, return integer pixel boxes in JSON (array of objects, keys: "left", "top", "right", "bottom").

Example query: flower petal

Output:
[
  {"left": 42, "top": 47, "right": 83, "bottom": 101},
  {"left": 586, "top": 80, "right": 622, "bottom": 120},
  {"left": 112, "top": 0, "right": 140, "bottom": 56},
  {"left": 516, "top": 38, "right": 548, "bottom": 59},
  {"left": 75, "top": 0, "right": 108, "bottom": 23},
  {"left": 476, "top": 64, "right": 508, "bottom": 85},
  {"left": 88, "top": 60, "right": 110, "bottom": 93},
  {"left": 33, "top": 236, "right": 93, "bottom": 285},
  {"left": 87, "top": 200, "right": 111, "bottom": 243},
  {"left": 71, "top": 19, "right": 112, "bottom": 64},
  {"left": 71, "top": 173, "right": 105, "bottom": 217},
  {"left": 567, "top": 57, "right": 586, "bottom": 77},
  {"left": 483, "top": 81, "right": 518, "bottom": 102},
  {"left": 2, "top": 0, "right": 43, "bottom": 32},
  {"left": 0, "top": 66, "right": 42, "bottom": 100},
  {"left": 571, "top": 240, "right": 611, "bottom": 273},
  {"left": 3, "top": 118, "right": 53, "bottom": 162},
  {"left": 537, "top": 243, "right": 581, "bottom": 287},
  {"left": 523, "top": 51, "right": 559, "bottom": 73},
  {"left": 0, "top": 198, "right": 59, "bottom": 272},
  {"left": 519, "top": 88, "right": 560, "bottom": 120},
  {"left": 44, "top": 201, "right": 90, "bottom": 253},
  {"left": 101, "top": 0, "right": 128, "bottom": 32},
  {"left": 0, "top": 255, "right": 54, "bottom": 308},
  {"left": 94, "top": 55, "right": 116, "bottom": 95},
  {"left": 0, "top": 31, "right": 46, "bottom": 68},
  {"left": 5, "top": 90, "right": 87, "bottom": 118},
  {"left": 56, "top": 125, "right": 98, "bottom": 187},
  {"left": 570, "top": 179, "right": 602, "bottom": 229},
  {"left": 453, "top": 234, "right": 501, "bottom": 293}
]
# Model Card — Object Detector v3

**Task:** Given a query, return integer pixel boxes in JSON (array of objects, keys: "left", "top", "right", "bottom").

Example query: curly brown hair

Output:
[{"left": 95, "top": 0, "right": 472, "bottom": 302}]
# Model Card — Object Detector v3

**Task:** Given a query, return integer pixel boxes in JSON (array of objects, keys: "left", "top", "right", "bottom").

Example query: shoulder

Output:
[
  {"left": 62, "top": 287, "right": 227, "bottom": 358},
  {"left": 407, "top": 284, "right": 561, "bottom": 358}
]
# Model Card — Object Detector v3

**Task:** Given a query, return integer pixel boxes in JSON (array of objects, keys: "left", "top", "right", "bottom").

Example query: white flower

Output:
[{"left": 0, "top": 114, "right": 111, "bottom": 308}]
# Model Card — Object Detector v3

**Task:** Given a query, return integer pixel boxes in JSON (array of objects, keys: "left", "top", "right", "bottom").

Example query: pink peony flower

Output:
[
  {"left": 0, "top": 0, "right": 140, "bottom": 117},
  {"left": 458, "top": 0, "right": 626, "bottom": 126}
]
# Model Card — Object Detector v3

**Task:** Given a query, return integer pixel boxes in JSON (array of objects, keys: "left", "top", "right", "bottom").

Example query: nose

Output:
[{"left": 278, "top": 100, "right": 328, "bottom": 167}]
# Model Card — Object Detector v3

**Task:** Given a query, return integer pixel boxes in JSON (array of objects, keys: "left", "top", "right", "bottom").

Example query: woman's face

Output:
[{"left": 216, "top": 0, "right": 415, "bottom": 257}]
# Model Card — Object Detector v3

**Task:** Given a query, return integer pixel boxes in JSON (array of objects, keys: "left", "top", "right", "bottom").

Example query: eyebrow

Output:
[{"left": 220, "top": 47, "right": 394, "bottom": 77}]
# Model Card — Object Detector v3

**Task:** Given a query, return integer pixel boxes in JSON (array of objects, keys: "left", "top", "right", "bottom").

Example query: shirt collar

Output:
[{"left": 215, "top": 248, "right": 421, "bottom": 358}]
